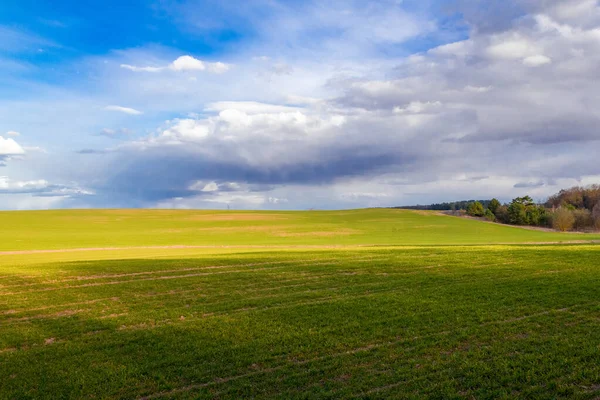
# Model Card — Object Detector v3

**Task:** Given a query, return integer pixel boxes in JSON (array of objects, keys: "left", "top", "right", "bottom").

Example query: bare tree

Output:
[{"left": 553, "top": 208, "right": 575, "bottom": 232}]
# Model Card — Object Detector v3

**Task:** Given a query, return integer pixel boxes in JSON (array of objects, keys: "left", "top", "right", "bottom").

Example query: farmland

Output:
[{"left": 1, "top": 209, "right": 600, "bottom": 399}]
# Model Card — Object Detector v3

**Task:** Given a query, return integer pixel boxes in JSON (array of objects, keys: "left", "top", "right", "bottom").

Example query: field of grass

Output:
[
  {"left": 2, "top": 208, "right": 600, "bottom": 251},
  {"left": 1, "top": 209, "right": 600, "bottom": 399}
]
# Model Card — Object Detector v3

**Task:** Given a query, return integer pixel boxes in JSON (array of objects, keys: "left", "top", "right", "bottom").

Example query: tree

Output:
[
  {"left": 553, "top": 208, "right": 575, "bottom": 232},
  {"left": 488, "top": 198, "right": 501, "bottom": 215},
  {"left": 484, "top": 208, "right": 496, "bottom": 221},
  {"left": 593, "top": 201, "right": 600, "bottom": 231},
  {"left": 495, "top": 205, "right": 509, "bottom": 223},
  {"left": 507, "top": 197, "right": 529, "bottom": 225},
  {"left": 467, "top": 201, "right": 485, "bottom": 217},
  {"left": 528, "top": 205, "right": 547, "bottom": 226},
  {"left": 507, "top": 196, "right": 544, "bottom": 225}
]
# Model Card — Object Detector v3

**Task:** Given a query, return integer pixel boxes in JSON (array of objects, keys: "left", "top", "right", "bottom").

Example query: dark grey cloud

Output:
[
  {"left": 514, "top": 181, "right": 545, "bottom": 188},
  {"left": 90, "top": 142, "right": 413, "bottom": 204}
]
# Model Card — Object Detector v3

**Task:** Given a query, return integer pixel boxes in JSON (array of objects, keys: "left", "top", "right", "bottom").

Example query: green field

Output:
[{"left": 1, "top": 209, "right": 600, "bottom": 399}]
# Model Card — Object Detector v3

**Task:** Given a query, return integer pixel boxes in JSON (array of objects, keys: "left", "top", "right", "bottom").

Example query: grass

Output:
[
  {"left": 1, "top": 209, "right": 600, "bottom": 399},
  {"left": 1, "top": 208, "right": 599, "bottom": 251}
]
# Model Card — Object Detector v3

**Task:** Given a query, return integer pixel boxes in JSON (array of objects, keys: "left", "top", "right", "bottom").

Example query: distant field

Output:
[
  {"left": 1, "top": 209, "right": 599, "bottom": 251},
  {"left": 1, "top": 209, "right": 600, "bottom": 399}
]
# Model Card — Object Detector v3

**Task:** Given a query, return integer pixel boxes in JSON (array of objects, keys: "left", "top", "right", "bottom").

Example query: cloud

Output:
[
  {"left": 514, "top": 180, "right": 546, "bottom": 188},
  {"left": 69, "top": 0, "right": 600, "bottom": 208},
  {"left": 523, "top": 54, "right": 552, "bottom": 66},
  {"left": 0, "top": 25, "right": 59, "bottom": 54},
  {"left": 76, "top": 148, "right": 110, "bottom": 155},
  {"left": 104, "top": 105, "right": 143, "bottom": 115},
  {"left": 0, "top": 136, "right": 25, "bottom": 165},
  {"left": 121, "top": 55, "right": 231, "bottom": 74},
  {"left": 0, "top": 176, "right": 93, "bottom": 197},
  {"left": 6, "top": 131, "right": 20, "bottom": 136},
  {"left": 97, "top": 128, "right": 134, "bottom": 138},
  {"left": 4, "top": 0, "right": 600, "bottom": 210},
  {"left": 0, "top": 136, "right": 25, "bottom": 155}
]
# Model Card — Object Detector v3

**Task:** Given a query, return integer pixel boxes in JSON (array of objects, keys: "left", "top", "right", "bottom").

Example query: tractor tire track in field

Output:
[
  {"left": 0, "top": 260, "right": 525, "bottom": 324},
  {"left": 0, "top": 255, "right": 385, "bottom": 289},
  {"left": 136, "top": 303, "right": 588, "bottom": 400},
  {"left": 0, "top": 256, "right": 387, "bottom": 296}
]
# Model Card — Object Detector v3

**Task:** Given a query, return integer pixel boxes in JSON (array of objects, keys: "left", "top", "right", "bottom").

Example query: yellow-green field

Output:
[{"left": 1, "top": 209, "right": 599, "bottom": 399}]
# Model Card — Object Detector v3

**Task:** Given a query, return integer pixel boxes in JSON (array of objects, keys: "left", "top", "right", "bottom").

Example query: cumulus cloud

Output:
[
  {"left": 121, "top": 55, "right": 231, "bottom": 74},
  {"left": 0, "top": 135, "right": 25, "bottom": 166},
  {"left": 0, "top": 136, "right": 25, "bottom": 155},
  {"left": 104, "top": 105, "right": 143, "bottom": 115}
]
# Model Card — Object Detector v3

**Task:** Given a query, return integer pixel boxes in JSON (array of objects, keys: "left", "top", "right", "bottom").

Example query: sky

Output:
[{"left": 1, "top": 0, "right": 600, "bottom": 210}]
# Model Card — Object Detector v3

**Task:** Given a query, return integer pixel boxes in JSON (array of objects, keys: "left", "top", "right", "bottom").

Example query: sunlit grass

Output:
[
  {"left": 1, "top": 209, "right": 599, "bottom": 398},
  {"left": 1, "top": 246, "right": 600, "bottom": 399}
]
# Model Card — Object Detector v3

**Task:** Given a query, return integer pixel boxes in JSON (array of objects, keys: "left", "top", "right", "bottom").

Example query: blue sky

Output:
[{"left": 1, "top": 0, "right": 600, "bottom": 210}]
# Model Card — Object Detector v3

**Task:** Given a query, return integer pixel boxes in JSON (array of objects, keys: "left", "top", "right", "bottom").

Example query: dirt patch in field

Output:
[
  {"left": 187, "top": 213, "right": 288, "bottom": 222},
  {"left": 408, "top": 210, "right": 443, "bottom": 216}
]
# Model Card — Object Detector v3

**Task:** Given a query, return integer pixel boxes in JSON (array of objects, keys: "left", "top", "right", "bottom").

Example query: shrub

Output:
[
  {"left": 552, "top": 208, "right": 575, "bottom": 232},
  {"left": 484, "top": 209, "right": 496, "bottom": 221},
  {"left": 573, "top": 209, "right": 593, "bottom": 231},
  {"left": 467, "top": 201, "right": 485, "bottom": 217}
]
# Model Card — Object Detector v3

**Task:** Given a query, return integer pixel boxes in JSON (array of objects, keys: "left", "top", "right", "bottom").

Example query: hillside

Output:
[{"left": 2, "top": 209, "right": 600, "bottom": 253}]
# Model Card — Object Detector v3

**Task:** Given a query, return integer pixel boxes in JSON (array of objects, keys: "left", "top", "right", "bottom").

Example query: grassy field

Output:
[
  {"left": 1, "top": 209, "right": 600, "bottom": 399},
  {"left": 1, "top": 208, "right": 600, "bottom": 251}
]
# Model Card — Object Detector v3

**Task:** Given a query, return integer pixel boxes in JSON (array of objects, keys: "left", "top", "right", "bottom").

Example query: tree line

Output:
[
  {"left": 397, "top": 185, "right": 600, "bottom": 232},
  {"left": 396, "top": 200, "right": 495, "bottom": 211},
  {"left": 466, "top": 186, "right": 600, "bottom": 231}
]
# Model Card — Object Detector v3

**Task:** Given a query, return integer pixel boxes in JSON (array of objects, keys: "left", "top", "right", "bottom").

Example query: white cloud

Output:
[
  {"left": 394, "top": 101, "right": 443, "bottom": 114},
  {"left": 200, "top": 182, "right": 218, "bottom": 192},
  {"left": 523, "top": 54, "right": 552, "bottom": 67},
  {"left": 120, "top": 64, "right": 163, "bottom": 72},
  {"left": 6, "top": 130, "right": 20, "bottom": 136},
  {"left": 98, "top": 128, "right": 133, "bottom": 137},
  {"left": 104, "top": 105, "right": 143, "bottom": 115},
  {"left": 0, "top": 176, "right": 93, "bottom": 197},
  {"left": 0, "top": 136, "right": 25, "bottom": 155},
  {"left": 205, "top": 101, "right": 301, "bottom": 114},
  {"left": 465, "top": 86, "right": 493, "bottom": 93},
  {"left": 120, "top": 55, "right": 231, "bottom": 74},
  {"left": 487, "top": 37, "right": 537, "bottom": 60}
]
